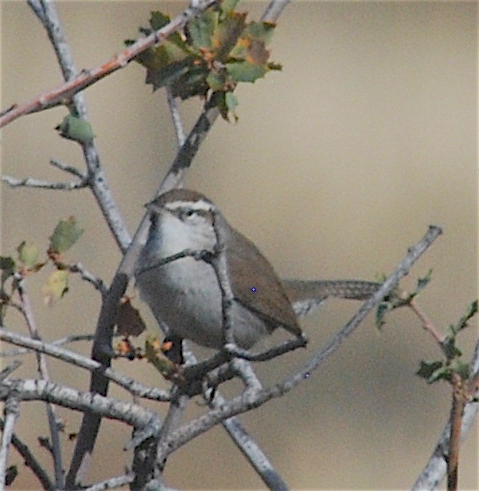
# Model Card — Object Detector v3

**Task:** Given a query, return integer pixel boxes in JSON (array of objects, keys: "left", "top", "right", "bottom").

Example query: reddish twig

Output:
[{"left": 0, "top": 0, "right": 218, "bottom": 129}]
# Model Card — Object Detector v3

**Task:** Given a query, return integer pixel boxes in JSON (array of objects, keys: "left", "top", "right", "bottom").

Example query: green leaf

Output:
[
  {"left": 0, "top": 256, "right": 16, "bottom": 279},
  {"left": 449, "top": 359, "right": 470, "bottom": 381},
  {"left": 49, "top": 217, "right": 83, "bottom": 255},
  {"left": 206, "top": 70, "right": 228, "bottom": 91},
  {"left": 187, "top": 9, "right": 218, "bottom": 50},
  {"left": 452, "top": 299, "right": 478, "bottom": 334},
  {"left": 211, "top": 11, "right": 246, "bottom": 60},
  {"left": 225, "top": 91, "right": 238, "bottom": 119},
  {"left": 17, "top": 242, "right": 40, "bottom": 269},
  {"left": 219, "top": 0, "right": 240, "bottom": 17},
  {"left": 416, "top": 360, "right": 444, "bottom": 382},
  {"left": 42, "top": 270, "right": 69, "bottom": 305},
  {"left": 416, "top": 269, "right": 432, "bottom": 294},
  {"left": 226, "top": 60, "right": 267, "bottom": 82},
  {"left": 55, "top": 115, "right": 95, "bottom": 144},
  {"left": 375, "top": 302, "right": 392, "bottom": 329},
  {"left": 242, "top": 21, "right": 276, "bottom": 44},
  {"left": 149, "top": 11, "right": 170, "bottom": 30},
  {"left": 440, "top": 335, "right": 462, "bottom": 360}
]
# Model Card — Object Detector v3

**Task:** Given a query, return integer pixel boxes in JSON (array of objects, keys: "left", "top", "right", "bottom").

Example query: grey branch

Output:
[
  {"left": 50, "top": 158, "right": 86, "bottom": 178},
  {"left": 0, "top": 328, "right": 170, "bottom": 402},
  {"left": 166, "top": 86, "right": 186, "bottom": 147},
  {"left": 14, "top": 274, "right": 65, "bottom": 488},
  {"left": 0, "top": 378, "right": 160, "bottom": 430},
  {"left": 2, "top": 174, "right": 88, "bottom": 190},
  {"left": 82, "top": 472, "right": 135, "bottom": 491},
  {"left": 0, "top": 395, "right": 20, "bottom": 491}
]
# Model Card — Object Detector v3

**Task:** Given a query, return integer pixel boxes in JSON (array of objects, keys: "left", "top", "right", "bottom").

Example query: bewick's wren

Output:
[{"left": 135, "top": 189, "right": 305, "bottom": 361}]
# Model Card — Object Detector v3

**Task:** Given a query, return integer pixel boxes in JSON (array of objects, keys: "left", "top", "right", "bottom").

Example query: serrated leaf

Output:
[
  {"left": 17, "top": 242, "right": 40, "bottom": 269},
  {"left": 206, "top": 70, "right": 228, "bottom": 91},
  {"left": 211, "top": 11, "right": 246, "bottom": 60},
  {"left": 416, "top": 269, "right": 432, "bottom": 294},
  {"left": 226, "top": 60, "right": 267, "bottom": 82},
  {"left": 42, "top": 270, "right": 69, "bottom": 305},
  {"left": 243, "top": 21, "right": 276, "bottom": 44},
  {"left": 170, "top": 65, "right": 210, "bottom": 99},
  {"left": 149, "top": 11, "right": 170, "bottom": 30},
  {"left": 49, "top": 217, "right": 83, "bottom": 255},
  {"left": 416, "top": 360, "right": 444, "bottom": 382},
  {"left": 449, "top": 359, "right": 470, "bottom": 380},
  {"left": 187, "top": 9, "right": 219, "bottom": 50},
  {"left": 452, "top": 299, "right": 478, "bottom": 334},
  {"left": 219, "top": 0, "right": 240, "bottom": 17},
  {"left": 55, "top": 115, "right": 95, "bottom": 144},
  {"left": 116, "top": 299, "right": 146, "bottom": 337},
  {"left": 441, "top": 335, "right": 462, "bottom": 360},
  {"left": 375, "top": 302, "right": 392, "bottom": 329}
]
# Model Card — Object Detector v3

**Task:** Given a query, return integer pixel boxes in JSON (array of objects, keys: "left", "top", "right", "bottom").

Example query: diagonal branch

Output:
[{"left": 0, "top": 0, "right": 218, "bottom": 129}]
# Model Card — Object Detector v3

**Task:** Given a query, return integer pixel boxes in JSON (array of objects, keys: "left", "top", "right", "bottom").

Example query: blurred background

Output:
[{"left": 1, "top": 1, "right": 477, "bottom": 490}]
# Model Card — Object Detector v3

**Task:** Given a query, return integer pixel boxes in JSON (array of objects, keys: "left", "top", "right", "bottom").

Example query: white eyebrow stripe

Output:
[{"left": 165, "top": 199, "right": 213, "bottom": 212}]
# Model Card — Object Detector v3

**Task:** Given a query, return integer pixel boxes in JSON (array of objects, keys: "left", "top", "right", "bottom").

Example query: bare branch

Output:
[
  {"left": 166, "top": 87, "right": 186, "bottom": 148},
  {"left": 2, "top": 174, "right": 88, "bottom": 191},
  {"left": 261, "top": 0, "right": 291, "bottom": 22},
  {"left": 82, "top": 472, "right": 135, "bottom": 491},
  {"left": 0, "top": 378, "right": 160, "bottom": 430},
  {"left": 0, "top": 395, "right": 20, "bottom": 491},
  {"left": 49, "top": 159, "right": 87, "bottom": 178},
  {"left": 13, "top": 274, "right": 64, "bottom": 488}
]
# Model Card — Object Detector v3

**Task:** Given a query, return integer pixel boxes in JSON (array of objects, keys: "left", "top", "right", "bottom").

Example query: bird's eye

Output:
[{"left": 179, "top": 209, "right": 195, "bottom": 220}]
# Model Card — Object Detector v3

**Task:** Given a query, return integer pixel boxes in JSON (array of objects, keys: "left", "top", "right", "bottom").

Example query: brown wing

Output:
[{"left": 227, "top": 227, "right": 302, "bottom": 337}]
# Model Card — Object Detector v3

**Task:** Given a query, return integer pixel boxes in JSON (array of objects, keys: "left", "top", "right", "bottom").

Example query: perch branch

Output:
[{"left": 154, "top": 226, "right": 443, "bottom": 457}]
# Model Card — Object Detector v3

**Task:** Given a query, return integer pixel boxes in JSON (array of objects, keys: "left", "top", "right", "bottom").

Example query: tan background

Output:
[{"left": 1, "top": 1, "right": 477, "bottom": 490}]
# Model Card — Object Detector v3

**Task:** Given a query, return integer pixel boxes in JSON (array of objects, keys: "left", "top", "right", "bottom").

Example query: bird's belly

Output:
[{"left": 136, "top": 257, "right": 267, "bottom": 349}]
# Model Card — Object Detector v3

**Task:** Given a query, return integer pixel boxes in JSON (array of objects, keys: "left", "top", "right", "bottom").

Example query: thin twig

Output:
[
  {"left": 409, "top": 298, "right": 444, "bottom": 345},
  {"left": 0, "top": 395, "right": 20, "bottom": 491},
  {"left": 13, "top": 274, "right": 65, "bottom": 488},
  {"left": 0, "top": 333, "right": 94, "bottom": 358},
  {"left": 2, "top": 174, "right": 88, "bottom": 191},
  {"left": 50, "top": 158, "right": 86, "bottom": 178},
  {"left": 82, "top": 472, "right": 135, "bottom": 491},
  {"left": 0, "top": 417, "right": 54, "bottom": 491}
]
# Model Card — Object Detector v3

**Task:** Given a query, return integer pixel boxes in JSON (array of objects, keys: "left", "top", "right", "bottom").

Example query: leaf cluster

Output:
[
  {"left": 125, "top": 0, "right": 281, "bottom": 120},
  {"left": 0, "top": 217, "right": 83, "bottom": 318},
  {"left": 375, "top": 270, "right": 433, "bottom": 329},
  {"left": 417, "top": 300, "right": 478, "bottom": 384}
]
